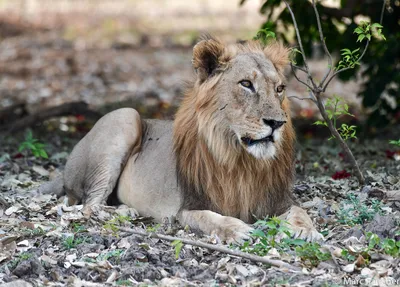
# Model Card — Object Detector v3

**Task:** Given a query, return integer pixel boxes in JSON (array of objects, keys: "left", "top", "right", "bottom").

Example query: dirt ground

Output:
[
  {"left": 1, "top": 126, "right": 400, "bottom": 286},
  {"left": 0, "top": 2, "right": 399, "bottom": 287}
]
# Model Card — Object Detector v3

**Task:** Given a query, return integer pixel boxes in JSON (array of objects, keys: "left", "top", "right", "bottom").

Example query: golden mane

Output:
[{"left": 173, "top": 40, "right": 296, "bottom": 223}]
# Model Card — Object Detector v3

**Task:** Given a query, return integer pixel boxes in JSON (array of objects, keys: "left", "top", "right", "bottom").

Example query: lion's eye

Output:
[
  {"left": 239, "top": 80, "right": 253, "bottom": 90},
  {"left": 276, "top": 84, "right": 286, "bottom": 93}
]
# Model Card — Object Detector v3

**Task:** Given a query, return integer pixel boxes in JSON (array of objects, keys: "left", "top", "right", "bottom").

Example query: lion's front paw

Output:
[
  {"left": 212, "top": 216, "right": 254, "bottom": 244},
  {"left": 289, "top": 224, "right": 324, "bottom": 242},
  {"left": 284, "top": 206, "right": 324, "bottom": 242}
]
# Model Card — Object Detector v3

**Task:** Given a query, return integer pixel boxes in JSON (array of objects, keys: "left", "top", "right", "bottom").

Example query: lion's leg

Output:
[
  {"left": 63, "top": 108, "right": 142, "bottom": 215},
  {"left": 280, "top": 205, "right": 324, "bottom": 242},
  {"left": 179, "top": 210, "right": 254, "bottom": 244}
]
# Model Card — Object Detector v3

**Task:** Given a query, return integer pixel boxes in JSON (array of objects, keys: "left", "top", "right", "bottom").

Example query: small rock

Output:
[
  {"left": 217, "top": 257, "right": 230, "bottom": 269},
  {"left": 365, "top": 214, "right": 397, "bottom": 239},
  {"left": 13, "top": 257, "right": 43, "bottom": 277},
  {"left": 134, "top": 252, "right": 148, "bottom": 262},
  {"left": 5, "top": 205, "right": 20, "bottom": 216},
  {"left": 32, "top": 166, "right": 49, "bottom": 177},
  {"left": 342, "top": 263, "right": 355, "bottom": 273},
  {"left": 235, "top": 265, "right": 249, "bottom": 277},
  {"left": 0, "top": 280, "right": 33, "bottom": 287},
  {"left": 183, "top": 258, "right": 198, "bottom": 267}
]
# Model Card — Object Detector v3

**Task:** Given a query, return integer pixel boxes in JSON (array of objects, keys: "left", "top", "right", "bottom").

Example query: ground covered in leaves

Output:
[
  {"left": 0, "top": 126, "right": 400, "bottom": 287},
  {"left": 0, "top": 9, "right": 399, "bottom": 287}
]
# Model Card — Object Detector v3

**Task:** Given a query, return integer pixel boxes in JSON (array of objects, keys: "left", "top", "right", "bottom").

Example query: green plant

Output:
[
  {"left": 6, "top": 252, "right": 33, "bottom": 270},
  {"left": 382, "top": 238, "right": 400, "bottom": 257},
  {"left": 146, "top": 223, "right": 161, "bottom": 233},
  {"left": 254, "top": 27, "right": 276, "bottom": 45},
  {"left": 354, "top": 22, "right": 386, "bottom": 43},
  {"left": 97, "top": 249, "right": 124, "bottom": 263},
  {"left": 341, "top": 248, "right": 356, "bottom": 262},
  {"left": 241, "top": 0, "right": 398, "bottom": 128},
  {"left": 62, "top": 234, "right": 87, "bottom": 249},
  {"left": 337, "top": 194, "right": 384, "bottom": 226},
  {"left": 314, "top": 95, "right": 357, "bottom": 141},
  {"left": 21, "top": 226, "right": 46, "bottom": 237},
  {"left": 341, "top": 232, "right": 400, "bottom": 263},
  {"left": 71, "top": 223, "right": 86, "bottom": 233},
  {"left": 171, "top": 239, "right": 183, "bottom": 259},
  {"left": 389, "top": 139, "right": 400, "bottom": 147},
  {"left": 115, "top": 280, "right": 133, "bottom": 286},
  {"left": 295, "top": 242, "right": 331, "bottom": 267},
  {"left": 238, "top": 217, "right": 331, "bottom": 267},
  {"left": 103, "top": 215, "right": 131, "bottom": 236},
  {"left": 18, "top": 130, "right": 48, "bottom": 159},
  {"left": 335, "top": 48, "right": 360, "bottom": 70},
  {"left": 247, "top": 0, "right": 389, "bottom": 184},
  {"left": 18, "top": 252, "right": 33, "bottom": 261}
]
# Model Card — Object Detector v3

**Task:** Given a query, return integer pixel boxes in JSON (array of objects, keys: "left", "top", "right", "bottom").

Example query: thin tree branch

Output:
[
  {"left": 282, "top": 0, "right": 317, "bottom": 90},
  {"left": 118, "top": 227, "right": 301, "bottom": 272},
  {"left": 314, "top": 92, "right": 365, "bottom": 184},
  {"left": 287, "top": 95, "right": 316, "bottom": 103},
  {"left": 323, "top": 0, "right": 385, "bottom": 92},
  {"left": 292, "top": 65, "right": 308, "bottom": 74},
  {"left": 322, "top": 41, "right": 369, "bottom": 92},
  {"left": 380, "top": 0, "right": 386, "bottom": 25},
  {"left": 290, "top": 63, "right": 314, "bottom": 92},
  {"left": 312, "top": 0, "right": 333, "bottom": 88},
  {"left": 0, "top": 101, "right": 102, "bottom": 133}
]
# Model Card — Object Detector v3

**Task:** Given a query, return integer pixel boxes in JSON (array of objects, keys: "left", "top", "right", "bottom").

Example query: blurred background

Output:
[{"left": 0, "top": 0, "right": 398, "bottom": 137}]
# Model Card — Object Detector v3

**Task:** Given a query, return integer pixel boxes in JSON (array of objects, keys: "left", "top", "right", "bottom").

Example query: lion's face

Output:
[
  {"left": 216, "top": 52, "right": 287, "bottom": 159},
  {"left": 192, "top": 38, "right": 290, "bottom": 160}
]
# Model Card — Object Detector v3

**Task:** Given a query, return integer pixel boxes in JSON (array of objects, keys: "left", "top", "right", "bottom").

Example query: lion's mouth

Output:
[{"left": 241, "top": 135, "right": 274, "bottom": 146}]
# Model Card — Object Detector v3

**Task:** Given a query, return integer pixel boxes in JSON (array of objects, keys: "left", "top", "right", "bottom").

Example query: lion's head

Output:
[
  {"left": 190, "top": 36, "right": 291, "bottom": 160},
  {"left": 174, "top": 36, "right": 295, "bottom": 221}
]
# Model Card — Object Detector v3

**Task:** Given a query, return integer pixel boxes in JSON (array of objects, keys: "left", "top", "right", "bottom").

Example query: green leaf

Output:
[
  {"left": 171, "top": 240, "right": 183, "bottom": 259},
  {"left": 371, "top": 23, "right": 383, "bottom": 29},
  {"left": 313, "top": 120, "right": 327, "bottom": 126},
  {"left": 354, "top": 27, "right": 363, "bottom": 34},
  {"left": 39, "top": 150, "right": 48, "bottom": 159},
  {"left": 18, "top": 145, "right": 26, "bottom": 152},
  {"left": 251, "top": 229, "right": 266, "bottom": 237},
  {"left": 341, "top": 48, "right": 351, "bottom": 54},
  {"left": 32, "top": 150, "right": 40, "bottom": 157}
]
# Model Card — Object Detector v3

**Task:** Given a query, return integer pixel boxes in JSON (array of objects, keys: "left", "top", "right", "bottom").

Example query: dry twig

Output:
[{"left": 118, "top": 227, "right": 301, "bottom": 272}]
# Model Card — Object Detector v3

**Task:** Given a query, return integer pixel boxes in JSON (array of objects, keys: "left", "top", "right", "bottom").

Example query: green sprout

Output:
[
  {"left": 314, "top": 95, "right": 357, "bottom": 141},
  {"left": 18, "top": 130, "right": 48, "bottom": 159}
]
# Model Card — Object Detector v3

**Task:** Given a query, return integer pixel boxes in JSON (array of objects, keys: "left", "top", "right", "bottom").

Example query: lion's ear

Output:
[
  {"left": 263, "top": 42, "right": 290, "bottom": 74},
  {"left": 192, "top": 38, "right": 225, "bottom": 82}
]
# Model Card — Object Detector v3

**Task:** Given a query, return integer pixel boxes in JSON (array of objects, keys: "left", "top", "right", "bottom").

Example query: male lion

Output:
[{"left": 41, "top": 36, "right": 322, "bottom": 242}]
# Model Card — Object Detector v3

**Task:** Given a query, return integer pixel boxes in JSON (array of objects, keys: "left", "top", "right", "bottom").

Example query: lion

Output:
[{"left": 40, "top": 36, "right": 322, "bottom": 242}]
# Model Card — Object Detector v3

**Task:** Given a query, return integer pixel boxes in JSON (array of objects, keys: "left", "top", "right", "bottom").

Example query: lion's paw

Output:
[
  {"left": 212, "top": 216, "right": 254, "bottom": 244},
  {"left": 285, "top": 205, "right": 324, "bottom": 242},
  {"left": 289, "top": 224, "right": 324, "bottom": 242}
]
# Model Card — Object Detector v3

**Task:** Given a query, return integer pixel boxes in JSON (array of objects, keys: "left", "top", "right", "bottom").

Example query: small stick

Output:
[{"left": 118, "top": 227, "right": 302, "bottom": 272}]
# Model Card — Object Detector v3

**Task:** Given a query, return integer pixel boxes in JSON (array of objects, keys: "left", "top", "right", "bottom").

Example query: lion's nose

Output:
[{"left": 262, "top": 119, "right": 286, "bottom": 130}]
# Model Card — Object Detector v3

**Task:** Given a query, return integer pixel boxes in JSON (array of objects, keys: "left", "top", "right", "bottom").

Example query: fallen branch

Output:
[
  {"left": 0, "top": 103, "right": 27, "bottom": 125},
  {"left": 118, "top": 227, "right": 301, "bottom": 272},
  {"left": 0, "top": 101, "right": 102, "bottom": 133}
]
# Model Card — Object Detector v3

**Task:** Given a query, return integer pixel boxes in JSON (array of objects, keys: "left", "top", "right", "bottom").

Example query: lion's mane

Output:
[{"left": 173, "top": 39, "right": 296, "bottom": 223}]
